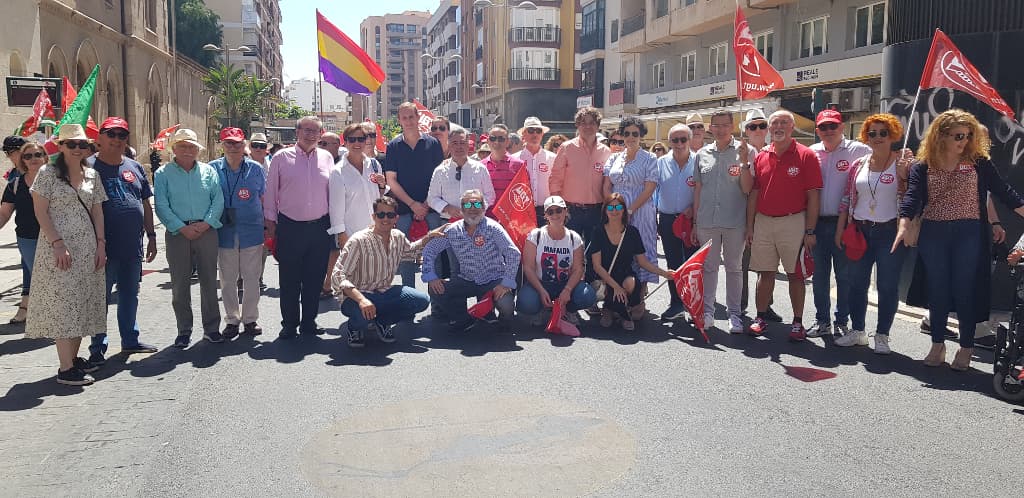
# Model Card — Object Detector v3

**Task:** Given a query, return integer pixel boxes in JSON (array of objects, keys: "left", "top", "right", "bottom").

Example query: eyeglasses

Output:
[
  {"left": 462, "top": 201, "right": 484, "bottom": 209},
  {"left": 622, "top": 131, "right": 641, "bottom": 137},
  {"left": 544, "top": 206, "right": 564, "bottom": 215},
  {"left": 368, "top": 134, "right": 376, "bottom": 139},
  {"left": 103, "top": 130, "right": 129, "bottom": 140},
  {"left": 251, "top": 143, "right": 268, "bottom": 149},
  {"left": 948, "top": 132, "right": 974, "bottom": 142},
  {"left": 817, "top": 122, "right": 840, "bottom": 132},
  {"left": 430, "top": 126, "right": 448, "bottom": 132},
  {"left": 746, "top": 122, "right": 768, "bottom": 131},
  {"left": 24, "top": 152, "right": 46, "bottom": 159},
  {"left": 62, "top": 140, "right": 91, "bottom": 150},
  {"left": 866, "top": 130, "right": 890, "bottom": 139},
  {"left": 317, "top": 141, "right": 338, "bottom": 147},
  {"left": 525, "top": 127, "right": 544, "bottom": 134},
  {"left": 688, "top": 124, "right": 704, "bottom": 130},
  {"left": 455, "top": 166, "right": 463, "bottom": 181},
  {"left": 346, "top": 136, "right": 368, "bottom": 143},
  {"left": 374, "top": 211, "right": 398, "bottom": 219},
  {"left": 606, "top": 204, "right": 625, "bottom": 212},
  {"left": 669, "top": 137, "right": 688, "bottom": 144},
  {"left": 223, "top": 141, "right": 245, "bottom": 147},
  {"left": 609, "top": 139, "right": 625, "bottom": 146},
  {"left": 489, "top": 136, "right": 507, "bottom": 143},
  {"left": 450, "top": 140, "right": 469, "bottom": 147}
]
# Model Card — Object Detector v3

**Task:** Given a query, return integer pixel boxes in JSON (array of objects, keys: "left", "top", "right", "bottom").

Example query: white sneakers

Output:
[
  {"left": 728, "top": 314, "right": 744, "bottom": 334},
  {"left": 873, "top": 334, "right": 891, "bottom": 355},
  {"left": 834, "top": 329, "right": 869, "bottom": 347}
]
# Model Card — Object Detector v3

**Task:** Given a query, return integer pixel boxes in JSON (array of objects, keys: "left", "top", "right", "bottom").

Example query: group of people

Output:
[{"left": 4, "top": 98, "right": 1021, "bottom": 386}]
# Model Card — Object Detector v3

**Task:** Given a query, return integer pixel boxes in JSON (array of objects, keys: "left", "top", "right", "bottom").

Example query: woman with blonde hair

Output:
[
  {"left": 0, "top": 142, "right": 47, "bottom": 322},
  {"left": 895, "top": 109, "right": 1024, "bottom": 370},
  {"left": 544, "top": 134, "right": 569, "bottom": 153}
]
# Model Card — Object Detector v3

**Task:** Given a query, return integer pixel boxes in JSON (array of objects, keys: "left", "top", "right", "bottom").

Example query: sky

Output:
[{"left": 278, "top": 0, "right": 439, "bottom": 85}]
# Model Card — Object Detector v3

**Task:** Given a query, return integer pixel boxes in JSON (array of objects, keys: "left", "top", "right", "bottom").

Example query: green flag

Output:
[{"left": 59, "top": 64, "right": 99, "bottom": 128}]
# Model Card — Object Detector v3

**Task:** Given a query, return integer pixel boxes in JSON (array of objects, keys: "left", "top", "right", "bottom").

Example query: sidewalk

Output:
[{"left": 0, "top": 222, "right": 26, "bottom": 320}]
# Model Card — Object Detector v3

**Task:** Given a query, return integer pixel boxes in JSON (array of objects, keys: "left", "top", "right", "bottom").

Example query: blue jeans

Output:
[
  {"left": 16, "top": 236, "right": 37, "bottom": 296},
  {"left": 90, "top": 256, "right": 143, "bottom": 355},
  {"left": 340, "top": 285, "right": 429, "bottom": 332},
  {"left": 812, "top": 217, "right": 850, "bottom": 326},
  {"left": 848, "top": 222, "right": 906, "bottom": 335},
  {"left": 917, "top": 219, "right": 982, "bottom": 347},
  {"left": 396, "top": 211, "right": 443, "bottom": 287},
  {"left": 430, "top": 277, "right": 516, "bottom": 323},
  {"left": 516, "top": 281, "right": 596, "bottom": 315}
]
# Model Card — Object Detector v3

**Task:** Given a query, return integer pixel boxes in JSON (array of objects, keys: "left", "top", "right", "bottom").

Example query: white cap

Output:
[{"left": 543, "top": 195, "right": 567, "bottom": 210}]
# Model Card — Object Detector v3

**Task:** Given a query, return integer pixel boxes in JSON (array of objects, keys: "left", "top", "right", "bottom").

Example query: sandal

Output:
[{"left": 9, "top": 305, "right": 27, "bottom": 324}]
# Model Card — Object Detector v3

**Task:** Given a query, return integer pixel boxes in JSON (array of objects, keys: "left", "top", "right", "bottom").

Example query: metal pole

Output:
[{"left": 171, "top": 0, "right": 179, "bottom": 123}]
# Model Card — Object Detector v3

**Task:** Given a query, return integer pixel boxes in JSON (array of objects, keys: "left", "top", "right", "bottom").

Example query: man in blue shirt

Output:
[
  {"left": 422, "top": 189, "right": 521, "bottom": 333},
  {"left": 210, "top": 127, "right": 266, "bottom": 339},
  {"left": 656, "top": 123, "right": 698, "bottom": 321},
  {"left": 87, "top": 117, "right": 159, "bottom": 365},
  {"left": 155, "top": 128, "right": 224, "bottom": 348}
]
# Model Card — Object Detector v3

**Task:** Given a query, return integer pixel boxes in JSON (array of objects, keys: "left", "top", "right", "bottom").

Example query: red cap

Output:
[
  {"left": 815, "top": 109, "right": 842, "bottom": 126},
  {"left": 219, "top": 127, "right": 245, "bottom": 142},
  {"left": 100, "top": 117, "right": 129, "bottom": 131}
]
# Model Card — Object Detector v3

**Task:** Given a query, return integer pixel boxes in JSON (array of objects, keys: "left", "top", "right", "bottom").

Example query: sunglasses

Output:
[
  {"left": 525, "top": 127, "right": 544, "bottom": 134},
  {"left": 62, "top": 140, "right": 91, "bottom": 150},
  {"left": 455, "top": 166, "right": 463, "bottom": 181},
  {"left": 866, "top": 130, "right": 890, "bottom": 139},
  {"left": 223, "top": 140, "right": 245, "bottom": 147},
  {"left": 688, "top": 124, "right": 704, "bottom": 130},
  {"left": 462, "top": 201, "right": 484, "bottom": 209},
  {"left": 746, "top": 122, "right": 768, "bottom": 131},
  {"left": 368, "top": 134, "right": 377, "bottom": 139},
  {"left": 948, "top": 132, "right": 974, "bottom": 142},
  {"left": 606, "top": 204, "right": 625, "bottom": 212},
  {"left": 24, "top": 152, "right": 47, "bottom": 159},
  {"left": 103, "top": 130, "right": 129, "bottom": 140},
  {"left": 374, "top": 211, "right": 398, "bottom": 219},
  {"left": 346, "top": 136, "right": 368, "bottom": 143},
  {"left": 489, "top": 136, "right": 507, "bottom": 143},
  {"left": 817, "top": 122, "right": 840, "bottom": 131},
  {"left": 430, "top": 126, "right": 448, "bottom": 132},
  {"left": 622, "top": 131, "right": 641, "bottom": 137},
  {"left": 545, "top": 206, "right": 564, "bottom": 215},
  {"left": 609, "top": 139, "right": 625, "bottom": 146},
  {"left": 652, "top": 148, "right": 665, "bottom": 153},
  {"left": 251, "top": 143, "right": 268, "bottom": 149},
  {"left": 669, "top": 137, "right": 688, "bottom": 144}
]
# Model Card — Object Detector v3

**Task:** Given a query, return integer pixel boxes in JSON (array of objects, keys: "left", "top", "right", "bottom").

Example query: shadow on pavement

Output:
[
  {"left": 0, "top": 377, "right": 86, "bottom": 411},
  {"left": 0, "top": 336, "right": 50, "bottom": 356}
]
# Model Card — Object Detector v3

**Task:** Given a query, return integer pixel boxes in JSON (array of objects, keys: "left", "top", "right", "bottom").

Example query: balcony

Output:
[
  {"left": 618, "top": 11, "right": 646, "bottom": 53},
  {"left": 670, "top": 0, "right": 731, "bottom": 37},
  {"left": 580, "top": 29, "right": 605, "bottom": 54},
  {"left": 606, "top": 81, "right": 638, "bottom": 113},
  {"left": 508, "top": 67, "right": 561, "bottom": 88},
  {"left": 621, "top": 12, "right": 645, "bottom": 36},
  {"left": 508, "top": 27, "right": 561, "bottom": 47}
]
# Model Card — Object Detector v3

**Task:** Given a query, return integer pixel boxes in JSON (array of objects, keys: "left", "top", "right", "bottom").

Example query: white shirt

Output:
[
  {"left": 426, "top": 157, "right": 496, "bottom": 218},
  {"left": 810, "top": 138, "right": 872, "bottom": 216},
  {"left": 527, "top": 226, "right": 582, "bottom": 284},
  {"left": 516, "top": 146, "right": 557, "bottom": 206},
  {"left": 328, "top": 152, "right": 385, "bottom": 235},
  {"left": 853, "top": 160, "right": 899, "bottom": 222}
]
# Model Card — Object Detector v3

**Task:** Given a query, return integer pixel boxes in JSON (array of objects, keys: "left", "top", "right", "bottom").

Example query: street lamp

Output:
[
  {"left": 202, "top": 44, "right": 253, "bottom": 68},
  {"left": 470, "top": 0, "right": 537, "bottom": 128}
]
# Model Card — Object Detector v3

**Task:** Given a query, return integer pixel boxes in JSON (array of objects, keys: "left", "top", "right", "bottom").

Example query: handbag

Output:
[
  {"left": 589, "top": 228, "right": 625, "bottom": 301},
  {"left": 841, "top": 221, "right": 867, "bottom": 261}
]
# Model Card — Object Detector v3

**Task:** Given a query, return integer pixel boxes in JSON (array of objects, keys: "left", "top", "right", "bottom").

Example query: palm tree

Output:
[{"left": 201, "top": 64, "right": 274, "bottom": 134}]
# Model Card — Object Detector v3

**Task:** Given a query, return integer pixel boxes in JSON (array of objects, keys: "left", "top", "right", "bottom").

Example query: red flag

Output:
[
  {"left": 490, "top": 166, "right": 536, "bottom": 250},
  {"left": 413, "top": 99, "right": 436, "bottom": 133},
  {"left": 18, "top": 89, "right": 56, "bottom": 137},
  {"left": 468, "top": 291, "right": 495, "bottom": 319},
  {"left": 919, "top": 29, "right": 1015, "bottom": 119},
  {"left": 150, "top": 124, "right": 180, "bottom": 151},
  {"left": 61, "top": 76, "right": 100, "bottom": 139},
  {"left": 375, "top": 122, "right": 386, "bottom": 153},
  {"left": 545, "top": 300, "right": 581, "bottom": 337},
  {"left": 733, "top": 6, "right": 785, "bottom": 100},
  {"left": 673, "top": 240, "right": 713, "bottom": 342},
  {"left": 795, "top": 243, "right": 814, "bottom": 281}
]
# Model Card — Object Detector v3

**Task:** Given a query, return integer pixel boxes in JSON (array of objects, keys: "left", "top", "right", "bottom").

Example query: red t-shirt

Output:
[{"left": 753, "top": 140, "right": 823, "bottom": 216}]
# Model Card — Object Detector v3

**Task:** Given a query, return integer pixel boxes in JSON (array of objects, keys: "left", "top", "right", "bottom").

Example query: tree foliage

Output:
[
  {"left": 274, "top": 102, "right": 307, "bottom": 121},
  {"left": 173, "top": 0, "right": 223, "bottom": 68},
  {"left": 202, "top": 64, "right": 274, "bottom": 135},
  {"left": 378, "top": 117, "right": 401, "bottom": 142}
]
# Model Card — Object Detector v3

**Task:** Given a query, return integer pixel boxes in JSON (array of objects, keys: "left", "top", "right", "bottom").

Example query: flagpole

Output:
[
  {"left": 901, "top": 86, "right": 923, "bottom": 152},
  {"left": 317, "top": 71, "right": 324, "bottom": 120}
]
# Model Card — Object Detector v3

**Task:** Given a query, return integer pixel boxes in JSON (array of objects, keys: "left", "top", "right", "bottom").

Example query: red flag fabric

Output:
[
  {"left": 468, "top": 291, "right": 495, "bottom": 319},
  {"left": 546, "top": 300, "right": 563, "bottom": 333},
  {"left": 795, "top": 243, "right": 814, "bottom": 281},
  {"left": 733, "top": 6, "right": 785, "bottom": 100},
  {"left": 490, "top": 166, "right": 536, "bottom": 250},
  {"left": 19, "top": 89, "right": 56, "bottom": 137},
  {"left": 919, "top": 29, "right": 1015, "bottom": 119},
  {"left": 673, "top": 240, "right": 713, "bottom": 342},
  {"left": 672, "top": 214, "right": 695, "bottom": 248},
  {"left": 374, "top": 121, "right": 386, "bottom": 153},
  {"left": 61, "top": 77, "right": 100, "bottom": 139},
  {"left": 150, "top": 124, "right": 180, "bottom": 151},
  {"left": 408, "top": 219, "right": 429, "bottom": 241},
  {"left": 413, "top": 99, "right": 436, "bottom": 133},
  {"left": 264, "top": 236, "right": 278, "bottom": 261}
]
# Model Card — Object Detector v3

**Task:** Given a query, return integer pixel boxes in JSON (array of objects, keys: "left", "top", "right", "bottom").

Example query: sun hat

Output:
[
  {"left": 518, "top": 116, "right": 551, "bottom": 136},
  {"left": 57, "top": 124, "right": 90, "bottom": 142},
  {"left": 169, "top": 128, "right": 206, "bottom": 150}
]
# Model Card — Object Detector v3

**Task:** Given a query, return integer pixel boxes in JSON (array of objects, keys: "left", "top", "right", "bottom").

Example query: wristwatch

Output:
[{"left": 804, "top": 228, "right": 815, "bottom": 236}]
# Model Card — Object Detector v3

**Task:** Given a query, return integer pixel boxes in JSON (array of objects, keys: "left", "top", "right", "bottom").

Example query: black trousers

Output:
[
  {"left": 657, "top": 212, "right": 697, "bottom": 307},
  {"left": 276, "top": 214, "right": 332, "bottom": 330}
]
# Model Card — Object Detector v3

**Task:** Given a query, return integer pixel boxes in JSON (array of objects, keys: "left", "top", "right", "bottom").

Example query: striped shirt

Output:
[
  {"left": 421, "top": 217, "right": 522, "bottom": 288},
  {"left": 483, "top": 154, "right": 525, "bottom": 203},
  {"left": 331, "top": 227, "right": 427, "bottom": 301}
]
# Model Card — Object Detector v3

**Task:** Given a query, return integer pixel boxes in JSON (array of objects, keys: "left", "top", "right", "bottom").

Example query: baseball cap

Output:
[
  {"left": 544, "top": 195, "right": 567, "bottom": 210},
  {"left": 219, "top": 127, "right": 246, "bottom": 142},
  {"left": 815, "top": 109, "right": 843, "bottom": 126},
  {"left": 100, "top": 117, "right": 129, "bottom": 131},
  {"left": 3, "top": 136, "right": 27, "bottom": 153}
]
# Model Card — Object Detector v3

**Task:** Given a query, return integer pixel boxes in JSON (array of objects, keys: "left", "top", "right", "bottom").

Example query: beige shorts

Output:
[{"left": 750, "top": 212, "right": 805, "bottom": 274}]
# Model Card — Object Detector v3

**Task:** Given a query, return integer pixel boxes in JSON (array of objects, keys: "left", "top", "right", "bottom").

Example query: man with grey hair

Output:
[
  {"left": 656, "top": 123, "right": 698, "bottom": 321},
  {"left": 422, "top": 189, "right": 521, "bottom": 333},
  {"left": 427, "top": 125, "right": 495, "bottom": 221},
  {"left": 507, "top": 132, "right": 523, "bottom": 155}
]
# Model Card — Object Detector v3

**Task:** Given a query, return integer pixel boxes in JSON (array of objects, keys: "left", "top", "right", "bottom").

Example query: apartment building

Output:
[
  {"left": 462, "top": 0, "right": 578, "bottom": 133},
  {"left": 423, "top": 0, "right": 466, "bottom": 126},
  {"left": 205, "top": 0, "right": 284, "bottom": 94},
  {"left": 284, "top": 78, "right": 351, "bottom": 117},
  {"left": 358, "top": 11, "right": 431, "bottom": 121},
  {"left": 591, "top": 0, "right": 888, "bottom": 140}
]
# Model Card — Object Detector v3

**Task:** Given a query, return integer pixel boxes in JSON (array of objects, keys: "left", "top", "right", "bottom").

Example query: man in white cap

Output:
[
  {"left": 686, "top": 113, "right": 706, "bottom": 153},
  {"left": 154, "top": 128, "right": 224, "bottom": 348},
  {"left": 742, "top": 109, "right": 770, "bottom": 150},
  {"left": 516, "top": 117, "right": 556, "bottom": 225},
  {"left": 249, "top": 132, "right": 271, "bottom": 174}
]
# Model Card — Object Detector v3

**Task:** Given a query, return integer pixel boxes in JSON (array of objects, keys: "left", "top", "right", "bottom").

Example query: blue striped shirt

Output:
[{"left": 421, "top": 217, "right": 522, "bottom": 288}]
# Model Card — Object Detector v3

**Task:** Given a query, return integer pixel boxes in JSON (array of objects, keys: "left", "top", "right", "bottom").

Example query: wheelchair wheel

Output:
[{"left": 993, "top": 372, "right": 1024, "bottom": 403}]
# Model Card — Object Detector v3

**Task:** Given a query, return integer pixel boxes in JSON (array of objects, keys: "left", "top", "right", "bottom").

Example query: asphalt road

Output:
[{"left": 1, "top": 231, "right": 1022, "bottom": 497}]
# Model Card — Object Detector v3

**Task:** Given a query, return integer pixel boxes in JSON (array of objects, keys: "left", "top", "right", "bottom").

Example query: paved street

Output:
[{"left": 1, "top": 221, "right": 1022, "bottom": 497}]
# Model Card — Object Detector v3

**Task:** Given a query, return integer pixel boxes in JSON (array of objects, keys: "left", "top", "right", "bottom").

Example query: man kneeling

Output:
[
  {"left": 332, "top": 197, "right": 446, "bottom": 347},
  {"left": 423, "top": 189, "right": 522, "bottom": 332}
]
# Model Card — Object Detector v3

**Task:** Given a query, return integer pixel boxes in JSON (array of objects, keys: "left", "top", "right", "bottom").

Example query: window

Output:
[
  {"left": 799, "top": 16, "right": 828, "bottom": 58},
  {"left": 708, "top": 43, "right": 727, "bottom": 77},
  {"left": 406, "top": 24, "right": 418, "bottom": 33},
  {"left": 652, "top": 61, "right": 666, "bottom": 89},
  {"left": 753, "top": 31, "right": 773, "bottom": 63},
  {"left": 145, "top": 0, "right": 157, "bottom": 30},
  {"left": 610, "top": 19, "right": 619, "bottom": 42},
  {"left": 684, "top": 0, "right": 697, "bottom": 5},
  {"left": 855, "top": 2, "right": 885, "bottom": 48},
  {"left": 476, "top": 62, "right": 484, "bottom": 82},
  {"left": 680, "top": 51, "right": 696, "bottom": 83},
  {"left": 655, "top": 0, "right": 668, "bottom": 18}
]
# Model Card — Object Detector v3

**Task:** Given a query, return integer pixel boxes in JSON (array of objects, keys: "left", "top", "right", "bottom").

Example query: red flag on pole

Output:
[
  {"left": 413, "top": 99, "right": 436, "bottom": 133},
  {"left": 919, "top": 29, "right": 1015, "bottom": 119},
  {"left": 673, "top": 240, "right": 713, "bottom": 342},
  {"left": 490, "top": 166, "right": 536, "bottom": 251},
  {"left": 468, "top": 291, "right": 495, "bottom": 319},
  {"left": 150, "top": 124, "right": 180, "bottom": 151},
  {"left": 732, "top": 6, "right": 785, "bottom": 100},
  {"left": 18, "top": 89, "right": 56, "bottom": 137}
]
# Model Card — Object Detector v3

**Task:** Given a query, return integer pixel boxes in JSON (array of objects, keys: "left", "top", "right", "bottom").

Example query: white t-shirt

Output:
[
  {"left": 853, "top": 159, "right": 899, "bottom": 222},
  {"left": 529, "top": 227, "right": 583, "bottom": 284}
]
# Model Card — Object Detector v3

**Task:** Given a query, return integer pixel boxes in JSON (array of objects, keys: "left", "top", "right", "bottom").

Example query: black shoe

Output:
[
  {"left": 975, "top": 334, "right": 996, "bottom": 351},
  {"left": 919, "top": 322, "right": 958, "bottom": 340},
  {"left": 347, "top": 327, "right": 365, "bottom": 348},
  {"left": 430, "top": 307, "right": 449, "bottom": 320},
  {"left": 448, "top": 318, "right": 476, "bottom": 334},
  {"left": 278, "top": 327, "right": 298, "bottom": 340},
  {"left": 222, "top": 324, "right": 240, "bottom": 340},
  {"left": 173, "top": 334, "right": 191, "bottom": 349},
  {"left": 300, "top": 325, "right": 326, "bottom": 336},
  {"left": 375, "top": 321, "right": 396, "bottom": 343},
  {"left": 764, "top": 307, "right": 783, "bottom": 323},
  {"left": 243, "top": 322, "right": 263, "bottom": 336},
  {"left": 482, "top": 311, "right": 500, "bottom": 325},
  {"left": 56, "top": 367, "right": 94, "bottom": 386},
  {"left": 122, "top": 342, "right": 158, "bottom": 354},
  {"left": 204, "top": 330, "right": 224, "bottom": 343},
  {"left": 88, "top": 351, "right": 106, "bottom": 367},
  {"left": 73, "top": 356, "right": 100, "bottom": 373},
  {"left": 660, "top": 304, "right": 686, "bottom": 321}
]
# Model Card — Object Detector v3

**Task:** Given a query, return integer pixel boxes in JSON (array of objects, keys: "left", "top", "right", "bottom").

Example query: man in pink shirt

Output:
[
  {"left": 549, "top": 106, "right": 611, "bottom": 245},
  {"left": 482, "top": 124, "right": 524, "bottom": 215},
  {"left": 264, "top": 116, "right": 335, "bottom": 338}
]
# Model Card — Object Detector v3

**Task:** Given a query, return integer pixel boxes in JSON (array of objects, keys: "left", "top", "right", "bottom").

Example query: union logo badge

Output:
[
  {"left": 473, "top": 234, "right": 485, "bottom": 247},
  {"left": 121, "top": 170, "right": 136, "bottom": 183},
  {"left": 957, "top": 163, "right": 973, "bottom": 173},
  {"left": 728, "top": 165, "right": 741, "bottom": 176},
  {"left": 880, "top": 173, "right": 895, "bottom": 184},
  {"left": 836, "top": 160, "right": 850, "bottom": 172},
  {"left": 686, "top": 176, "right": 696, "bottom": 187},
  {"left": 538, "top": 162, "right": 549, "bottom": 173},
  {"left": 238, "top": 188, "right": 251, "bottom": 200},
  {"left": 787, "top": 166, "right": 800, "bottom": 177},
  {"left": 508, "top": 184, "right": 532, "bottom": 212}
]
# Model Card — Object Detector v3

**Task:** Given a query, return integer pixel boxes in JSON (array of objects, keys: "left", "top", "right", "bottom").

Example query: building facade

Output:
[
  {"left": 423, "top": 0, "right": 466, "bottom": 126},
  {"left": 284, "top": 78, "right": 351, "bottom": 116},
  {"left": 204, "top": 0, "right": 283, "bottom": 95},
  {"left": 358, "top": 11, "right": 431, "bottom": 122}
]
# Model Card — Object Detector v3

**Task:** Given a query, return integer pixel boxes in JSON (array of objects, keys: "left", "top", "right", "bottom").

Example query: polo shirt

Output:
[
  {"left": 90, "top": 156, "right": 153, "bottom": 260},
  {"left": 211, "top": 157, "right": 266, "bottom": 249},
  {"left": 752, "top": 140, "right": 823, "bottom": 217},
  {"left": 383, "top": 133, "right": 445, "bottom": 215},
  {"left": 809, "top": 138, "right": 872, "bottom": 216},
  {"left": 656, "top": 153, "right": 697, "bottom": 215},
  {"left": 153, "top": 160, "right": 224, "bottom": 235},
  {"left": 693, "top": 138, "right": 754, "bottom": 229},
  {"left": 483, "top": 154, "right": 525, "bottom": 203}
]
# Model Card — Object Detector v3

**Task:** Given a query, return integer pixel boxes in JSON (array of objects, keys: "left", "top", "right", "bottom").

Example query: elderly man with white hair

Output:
[{"left": 655, "top": 123, "right": 699, "bottom": 321}]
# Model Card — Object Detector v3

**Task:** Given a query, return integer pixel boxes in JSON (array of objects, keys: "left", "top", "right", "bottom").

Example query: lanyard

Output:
[{"left": 225, "top": 163, "right": 246, "bottom": 208}]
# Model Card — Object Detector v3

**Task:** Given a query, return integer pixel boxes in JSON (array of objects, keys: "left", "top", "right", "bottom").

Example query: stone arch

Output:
[
  {"left": 9, "top": 51, "right": 27, "bottom": 77},
  {"left": 75, "top": 40, "right": 101, "bottom": 119},
  {"left": 104, "top": 66, "right": 122, "bottom": 119},
  {"left": 46, "top": 45, "right": 69, "bottom": 79},
  {"left": 146, "top": 64, "right": 164, "bottom": 140}
]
